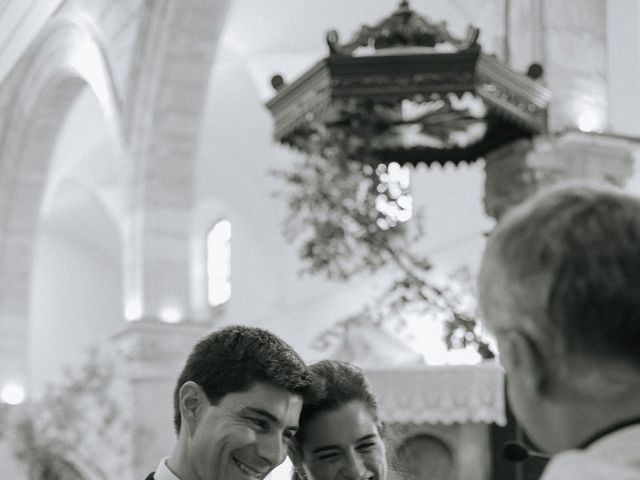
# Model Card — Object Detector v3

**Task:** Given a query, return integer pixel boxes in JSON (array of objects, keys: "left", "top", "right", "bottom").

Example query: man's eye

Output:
[
  {"left": 248, "top": 417, "right": 269, "bottom": 431},
  {"left": 283, "top": 431, "right": 296, "bottom": 443}
]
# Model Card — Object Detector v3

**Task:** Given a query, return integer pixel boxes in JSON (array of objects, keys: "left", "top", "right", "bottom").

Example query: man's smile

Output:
[{"left": 233, "top": 456, "right": 267, "bottom": 479}]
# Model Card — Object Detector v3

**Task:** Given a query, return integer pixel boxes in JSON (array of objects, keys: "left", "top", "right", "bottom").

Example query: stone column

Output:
[
  {"left": 507, "top": 0, "right": 608, "bottom": 133},
  {"left": 606, "top": 0, "right": 640, "bottom": 136},
  {"left": 114, "top": 2, "right": 229, "bottom": 477},
  {"left": 122, "top": 0, "right": 230, "bottom": 324},
  {"left": 110, "top": 319, "right": 209, "bottom": 480},
  {"left": 484, "top": 131, "right": 637, "bottom": 220}
]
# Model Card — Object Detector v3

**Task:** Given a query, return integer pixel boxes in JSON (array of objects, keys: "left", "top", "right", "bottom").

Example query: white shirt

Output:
[
  {"left": 541, "top": 424, "right": 640, "bottom": 480},
  {"left": 153, "top": 457, "right": 181, "bottom": 480}
]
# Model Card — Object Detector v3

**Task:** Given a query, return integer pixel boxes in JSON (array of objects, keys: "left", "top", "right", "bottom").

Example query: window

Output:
[{"left": 207, "top": 219, "right": 231, "bottom": 307}]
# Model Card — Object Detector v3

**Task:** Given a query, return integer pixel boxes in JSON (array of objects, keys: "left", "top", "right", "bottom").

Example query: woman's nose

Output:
[{"left": 342, "top": 451, "right": 367, "bottom": 479}]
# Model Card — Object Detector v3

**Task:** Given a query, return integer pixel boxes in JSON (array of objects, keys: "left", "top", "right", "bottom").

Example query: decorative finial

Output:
[
  {"left": 399, "top": 0, "right": 410, "bottom": 8},
  {"left": 271, "top": 74, "right": 285, "bottom": 91},
  {"left": 526, "top": 63, "right": 544, "bottom": 80}
]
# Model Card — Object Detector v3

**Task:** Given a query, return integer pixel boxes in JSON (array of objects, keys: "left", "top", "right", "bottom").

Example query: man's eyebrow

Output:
[
  {"left": 241, "top": 407, "right": 298, "bottom": 431},
  {"left": 311, "top": 434, "right": 378, "bottom": 454}
]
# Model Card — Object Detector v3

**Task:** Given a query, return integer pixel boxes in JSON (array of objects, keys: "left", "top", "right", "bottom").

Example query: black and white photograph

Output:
[{"left": 0, "top": 1, "right": 639, "bottom": 479}]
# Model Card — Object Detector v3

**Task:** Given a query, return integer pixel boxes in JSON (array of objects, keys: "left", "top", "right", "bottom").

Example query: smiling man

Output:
[{"left": 146, "top": 325, "right": 310, "bottom": 480}]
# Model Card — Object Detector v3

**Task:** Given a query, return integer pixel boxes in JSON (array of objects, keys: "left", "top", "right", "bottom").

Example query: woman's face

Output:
[{"left": 298, "top": 400, "right": 387, "bottom": 480}]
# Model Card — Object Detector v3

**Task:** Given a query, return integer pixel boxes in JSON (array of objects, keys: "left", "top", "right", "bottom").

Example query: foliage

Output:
[
  {"left": 274, "top": 124, "right": 495, "bottom": 360},
  {"left": 274, "top": 124, "right": 417, "bottom": 280},
  {"left": 0, "top": 349, "right": 131, "bottom": 480},
  {"left": 313, "top": 267, "right": 494, "bottom": 360}
]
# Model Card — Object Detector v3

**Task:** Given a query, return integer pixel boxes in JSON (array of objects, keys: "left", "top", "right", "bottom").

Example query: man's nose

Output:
[
  {"left": 256, "top": 433, "right": 287, "bottom": 467},
  {"left": 342, "top": 450, "right": 367, "bottom": 479}
]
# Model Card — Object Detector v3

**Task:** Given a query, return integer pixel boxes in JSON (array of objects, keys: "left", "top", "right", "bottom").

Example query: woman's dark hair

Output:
[{"left": 295, "top": 360, "right": 381, "bottom": 444}]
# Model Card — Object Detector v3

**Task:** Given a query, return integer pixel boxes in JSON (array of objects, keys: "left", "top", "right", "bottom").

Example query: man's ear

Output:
[
  {"left": 179, "top": 381, "right": 205, "bottom": 436},
  {"left": 502, "top": 331, "right": 550, "bottom": 396}
]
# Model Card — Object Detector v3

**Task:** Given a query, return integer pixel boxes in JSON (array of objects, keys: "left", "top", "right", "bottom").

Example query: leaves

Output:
[
  {"left": 274, "top": 124, "right": 415, "bottom": 280},
  {"left": 6, "top": 348, "right": 132, "bottom": 479},
  {"left": 274, "top": 110, "right": 495, "bottom": 360}
]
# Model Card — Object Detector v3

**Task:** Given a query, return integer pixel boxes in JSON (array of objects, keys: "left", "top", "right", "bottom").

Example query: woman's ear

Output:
[{"left": 179, "top": 381, "right": 205, "bottom": 436}]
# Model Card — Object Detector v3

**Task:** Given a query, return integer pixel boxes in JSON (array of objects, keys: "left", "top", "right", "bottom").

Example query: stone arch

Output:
[
  {"left": 0, "top": 14, "right": 124, "bottom": 392},
  {"left": 30, "top": 175, "right": 123, "bottom": 396},
  {"left": 0, "top": 2, "right": 231, "bottom": 472}
]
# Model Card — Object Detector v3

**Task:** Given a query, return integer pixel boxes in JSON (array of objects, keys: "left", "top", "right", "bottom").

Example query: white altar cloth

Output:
[{"left": 366, "top": 363, "right": 506, "bottom": 426}]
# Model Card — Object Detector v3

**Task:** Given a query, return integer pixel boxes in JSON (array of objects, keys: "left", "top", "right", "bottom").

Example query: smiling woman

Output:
[{"left": 290, "top": 360, "right": 390, "bottom": 480}]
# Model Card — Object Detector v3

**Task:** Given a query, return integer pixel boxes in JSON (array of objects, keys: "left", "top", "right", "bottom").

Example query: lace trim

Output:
[{"left": 366, "top": 363, "right": 506, "bottom": 426}]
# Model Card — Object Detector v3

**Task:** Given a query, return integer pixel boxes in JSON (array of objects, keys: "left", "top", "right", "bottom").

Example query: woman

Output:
[{"left": 290, "top": 360, "right": 389, "bottom": 480}]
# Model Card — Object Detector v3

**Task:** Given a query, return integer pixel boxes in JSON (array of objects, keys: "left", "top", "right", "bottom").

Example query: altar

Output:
[{"left": 366, "top": 364, "right": 505, "bottom": 480}]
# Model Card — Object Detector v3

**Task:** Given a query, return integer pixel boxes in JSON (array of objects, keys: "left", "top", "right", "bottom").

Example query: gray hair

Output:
[{"left": 479, "top": 182, "right": 640, "bottom": 367}]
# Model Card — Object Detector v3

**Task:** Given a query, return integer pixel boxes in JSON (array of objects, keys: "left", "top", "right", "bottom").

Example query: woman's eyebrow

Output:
[
  {"left": 311, "top": 445, "right": 341, "bottom": 455},
  {"left": 356, "top": 433, "right": 377, "bottom": 443}
]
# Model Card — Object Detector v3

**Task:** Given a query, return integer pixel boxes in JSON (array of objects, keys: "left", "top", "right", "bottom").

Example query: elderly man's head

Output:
[{"left": 478, "top": 183, "right": 640, "bottom": 451}]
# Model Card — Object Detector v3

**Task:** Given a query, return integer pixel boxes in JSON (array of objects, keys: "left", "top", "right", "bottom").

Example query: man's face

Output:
[{"left": 187, "top": 382, "right": 303, "bottom": 480}]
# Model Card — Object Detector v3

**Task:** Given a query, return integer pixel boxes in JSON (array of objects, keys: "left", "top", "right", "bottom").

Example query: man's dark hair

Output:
[{"left": 173, "top": 325, "right": 310, "bottom": 433}]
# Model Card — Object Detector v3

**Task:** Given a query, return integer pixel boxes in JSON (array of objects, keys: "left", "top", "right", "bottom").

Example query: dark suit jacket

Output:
[{"left": 145, "top": 474, "right": 154, "bottom": 480}]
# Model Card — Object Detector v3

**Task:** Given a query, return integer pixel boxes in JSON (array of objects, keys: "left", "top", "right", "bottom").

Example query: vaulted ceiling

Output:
[{"left": 0, "top": 0, "right": 64, "bottom": 84}]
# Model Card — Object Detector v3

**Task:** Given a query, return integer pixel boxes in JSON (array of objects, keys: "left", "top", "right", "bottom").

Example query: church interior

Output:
[{"left": 1, "top": 1, "right": 640, "bottom": 479}]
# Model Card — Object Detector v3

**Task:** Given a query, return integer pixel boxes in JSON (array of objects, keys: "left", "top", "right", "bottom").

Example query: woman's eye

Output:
[
  {"left": 318, "top": 452, "right": 340, "bottom": 462},
  {"left": 357, "top": 442, "right": 376, "bottom": 452}
]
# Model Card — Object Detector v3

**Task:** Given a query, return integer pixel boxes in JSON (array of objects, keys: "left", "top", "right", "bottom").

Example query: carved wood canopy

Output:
[{"left": 266, "top": 1, "right": 551, "bottom": 167}]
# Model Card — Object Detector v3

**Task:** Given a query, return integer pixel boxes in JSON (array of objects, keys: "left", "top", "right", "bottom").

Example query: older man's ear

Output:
[{"left": 501, "top": 330, "right": 551, "bottom": 396}]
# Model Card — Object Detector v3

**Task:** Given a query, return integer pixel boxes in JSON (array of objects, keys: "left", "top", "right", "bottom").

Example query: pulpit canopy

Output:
[{"left": 267, "top": 0, "right": 551, "bottom": 167}]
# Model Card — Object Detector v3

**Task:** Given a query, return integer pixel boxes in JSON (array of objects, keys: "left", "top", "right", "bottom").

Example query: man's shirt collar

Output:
[{"left": 154, "top": 457, "right": 181, "bottom": 480}]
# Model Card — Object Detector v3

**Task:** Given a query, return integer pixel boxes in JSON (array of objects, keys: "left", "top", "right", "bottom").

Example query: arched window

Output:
[{"left": 207, "top": 219, "right": 231, "bottom": 307}]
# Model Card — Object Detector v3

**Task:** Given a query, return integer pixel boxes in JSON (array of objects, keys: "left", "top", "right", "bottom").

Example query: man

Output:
[
  {"left": 146, "top": 325, "right": 310, "bottom": 480},
  {"left": 478, "top": 182, "right": 640, "bottom": 479}
]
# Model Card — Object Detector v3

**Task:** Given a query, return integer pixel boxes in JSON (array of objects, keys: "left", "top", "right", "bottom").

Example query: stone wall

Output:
[
  {"left": 0, "top": 1, "right": 229, "bottom": 477},
  {"left": 484, "top": 132, "right": 637, "bottom": 220}
]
